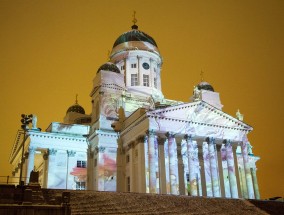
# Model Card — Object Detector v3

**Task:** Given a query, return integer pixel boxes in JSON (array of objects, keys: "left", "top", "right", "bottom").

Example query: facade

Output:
[{"left": 9, "top": 21, "right": 260, "bottom": 199}]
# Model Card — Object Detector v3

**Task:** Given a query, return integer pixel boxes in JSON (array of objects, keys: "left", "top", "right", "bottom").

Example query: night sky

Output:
[{"left": 0, "top": 0, "right": 283, "bottom": 199}]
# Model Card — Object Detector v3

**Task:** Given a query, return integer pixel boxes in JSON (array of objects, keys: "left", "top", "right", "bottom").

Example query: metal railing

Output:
[{"left": 0, "top": 176, "right": 29, "bottom": 186}]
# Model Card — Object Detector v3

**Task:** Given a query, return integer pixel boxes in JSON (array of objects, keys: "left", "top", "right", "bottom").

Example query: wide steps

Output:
[{"left": 68, "top": 191, "right": 267, "bottom": 215}]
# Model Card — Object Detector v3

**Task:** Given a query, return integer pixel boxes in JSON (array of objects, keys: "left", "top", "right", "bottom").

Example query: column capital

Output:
[
  {"left": 67, "top": 150, "right": 76, "bottom": 157},
  {"left": 127, "top": 141, "right": 135, "bottom": 150},
  {"left": 49, "top": 148, "right": 57, "bottom": 156},
  {"left": 136, "top": 135, "right": 145, "bottom": 143},
  {"left": 43, "top": 152, "right": 49, "bottom": 160},
  {"left": 28, "top": 146, "right": 36, "bottom": 153},
  {"left": 223, "top": 139, "right": 232, "bottom": 147},
  {"left": 184, "top": 134, "right": 192, "bottom": 142},
  {"left": 165, "top": 132, "right": 175, "bottom": 138},
  {"left": 206, "top": 137, "right": 215, "bottom": 144},
  {"left": 98, "top": 146, "right": 106, "bottom": 153},
  {"left": 146, "top": 129, "right": 156, "bottom": 137}
]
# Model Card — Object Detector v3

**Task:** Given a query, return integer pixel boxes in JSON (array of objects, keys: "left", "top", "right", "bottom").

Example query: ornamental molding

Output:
[
  {"left": 49, "top": 148, "right": 57, "bottom": 156},
  {"left": 67, "top": 150, "right": 76, "bottom": 157},
  {"left": 147, "top": 100, "right": 252, "bottom": 131}
]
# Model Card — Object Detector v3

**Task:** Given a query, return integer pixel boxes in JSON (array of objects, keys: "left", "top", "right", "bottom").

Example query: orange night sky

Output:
[{"left": 0, "top": 0, "right": 283, "bottom": 199}]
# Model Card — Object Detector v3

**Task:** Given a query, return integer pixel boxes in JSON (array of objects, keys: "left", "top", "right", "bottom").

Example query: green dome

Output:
[
  {"left": 67, "top": 104, "right": 85, "bottom": 114},
  {"left": 113, "top": 25, "right": 158, "bottom": 48},
  {"left": 197, "top": 81, "right": 215, "bottom": 92},
  {"left": 97, "top": 62, "right": 120, "bottom": 74}
]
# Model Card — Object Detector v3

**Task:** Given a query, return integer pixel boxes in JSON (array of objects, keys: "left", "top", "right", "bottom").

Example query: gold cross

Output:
[
  {"left": 132, "top": 11, "right": 137, "bottom": 25},
  {"left": 200, "top": 70, "right": 204, "bottom": 81}
]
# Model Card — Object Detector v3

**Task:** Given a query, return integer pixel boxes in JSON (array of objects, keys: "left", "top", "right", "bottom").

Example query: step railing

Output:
[{"left": 0, "top": 175, "right": 29, "bottom": 185}]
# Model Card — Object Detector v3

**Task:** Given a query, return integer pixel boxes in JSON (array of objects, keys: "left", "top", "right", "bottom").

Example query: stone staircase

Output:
[{"left": 69, "top": 191, "right": 268, "bottom": 215}]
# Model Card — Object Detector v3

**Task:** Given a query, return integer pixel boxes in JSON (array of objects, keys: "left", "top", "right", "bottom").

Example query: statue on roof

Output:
[
  {"left": 236, "top": 109, "right": 244, "bottom": 121},
  {"left": 32, "top": 115, "right": 37, "bottom": 129},
  {"left": 193, "top": 86, "right": 201, "bottom": 101}
]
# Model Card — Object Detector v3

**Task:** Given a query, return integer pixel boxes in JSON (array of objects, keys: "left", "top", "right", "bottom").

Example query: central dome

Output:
[{"left": 113, "top": 25, "right": 158, "bottom": 48}]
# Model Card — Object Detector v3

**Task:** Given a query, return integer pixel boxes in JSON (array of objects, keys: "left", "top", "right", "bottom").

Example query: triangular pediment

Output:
[
  {"left": 145, "top": 101, "right": 252, "bottom": 141},
  {"left": 148, "top": 101, "right": 252, "bottom": 130}
]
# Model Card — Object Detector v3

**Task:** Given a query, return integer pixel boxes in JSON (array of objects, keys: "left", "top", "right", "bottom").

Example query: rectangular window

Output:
[
  {"left": 121, "top": 65, "right": 125, "bottom": 70},
  {"left": 154, "top": 78, "right": 157, "bottom": 88},
  {"left": 131, "top": 63, "right": 137, "bottom": 68},
  {"left": 131, "top": 74, "right": 138, "bottom": 86},
  {"left": 154, "top": 67, "right": 156, "bottom": 73},
  {"left": 94, "top": 159, "right": 97, "bottom": 167},
  {"left": 186, "top": 173, "right": 189, "bottom": 182},
  {"left": 77, "top": 160, "right": 87, "bottom": 168},
  {"left": 126, "top": 154, "right": 130, "bottom": 163},
  {"left": 143, "top": 74, "right": 149, "bottom": 87},
  {"left": 76, "top": 182, "right": 86, "bottom": 190},
  {"left": 127, "top": 176, "right": 130, "bottom": 192}
]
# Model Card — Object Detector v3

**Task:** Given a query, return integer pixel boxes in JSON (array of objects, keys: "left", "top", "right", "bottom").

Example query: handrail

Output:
[{"left": 0, "top": 176, "right": 29, "bottom": 185}]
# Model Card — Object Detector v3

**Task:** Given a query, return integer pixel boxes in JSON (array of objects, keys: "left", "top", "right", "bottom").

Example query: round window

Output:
[{"left": 142, "top": 62, "right": 150, "bottom": 70}]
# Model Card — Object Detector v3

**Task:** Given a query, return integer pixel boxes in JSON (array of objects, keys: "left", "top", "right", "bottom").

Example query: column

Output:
[
  {"left": 144, "top": 135, "right": 150, "bottom": 193},
  {"left": 124, "top": 58, "right": 127, "bottom": 85},
  {"left": 47, "top": 148, "right": 57, "bottom": 188},
  {"left": 158, "top": 137, "right": 166, "bottom": 194},
  {"left": 176, "top": 138, "right": 185, "bottom": 195},
  {"left": 87, "top": 147, "right": 94, "bottom": 190},
  {"left": 216, "top": 144, "right": 225, "bottom": 197},
  {"left": 164, "top": 138, "right": 170, "bottom": 194},
  {"left": 233, "top": 145, "right": 243, "bottom": 198},
  {"left": 147, "top": 130, "right": 158, "bottom": 193},
  {"left": 251, "top": 167, "right": 260, "bottom": 199},
  {"left": 136, "top": 135, "right": 146, "bottom": 193},
  {"left": 185, "top": 135, "right": 198, "bottom": 196},
  {"left": 137, "top": 56, "right": 141, "bottom": 86},
  {"left": 42, "top": 151, "right": 49, "bottom": 188},
  {"left": 66, "top": 150, "right": 76, "bottom": 189},
  {"left": 220, "top": 144, "right": 231, "bottom": 198},
  {"left": 225, "top": 140, "right": 238, "bottom": 198},
  {"left": 241, "top": 136, "right": 255, "bottom": 199},
  {"left": 202, "top": 141, "right": 213, "bottom": 197},
  {"left": 181, "top": 139, "right": 189, "bottom": 195},
  {"left": 208, "top": 138, "right": 221, "bottom": 197},
  {"left": 198, "top": 143, "right": 206, "bottom": 196},
  {"left": 25, "top": 147, "right": 35, "bottom": 184},
  {"left": 129, "top": 142, "right": 136, "bottom": 192},
  {"left": 166, "top": 132, "right": 179, "bottom": 195}
]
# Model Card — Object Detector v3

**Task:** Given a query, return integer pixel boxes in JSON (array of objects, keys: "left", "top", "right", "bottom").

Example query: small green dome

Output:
[
  {"left": 197, "top": 81, "right": 215, "bottom": 92},
  {"left": 97, "top": 62, "right": 120, "bottom": 74}
]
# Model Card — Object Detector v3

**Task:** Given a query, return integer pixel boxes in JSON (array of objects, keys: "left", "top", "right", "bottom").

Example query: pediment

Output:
[{"left": 147, "top": 101, "right": 252, "bottom": 141}]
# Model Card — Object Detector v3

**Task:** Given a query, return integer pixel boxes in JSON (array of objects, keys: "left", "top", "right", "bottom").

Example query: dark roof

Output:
[
  {"left": 67, "top": 104, "right": 85, "bottom": 114},
  {"left": 113, "top": 25, "right": 158, "bottom": 48},
  {"left": 97, "top": 62, "right": 120, "bottom": 74},
  {"left": 197, "top": 81, "right": 215, "bottom": 92}
]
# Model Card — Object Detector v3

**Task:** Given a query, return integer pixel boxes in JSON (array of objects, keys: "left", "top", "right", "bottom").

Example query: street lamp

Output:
[{"left": 19, "top": 114, "right": 33, "bottom": 186}]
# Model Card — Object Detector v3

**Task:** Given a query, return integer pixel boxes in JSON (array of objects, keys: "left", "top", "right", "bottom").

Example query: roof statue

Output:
[
  {"left": 32, "top": 115, "right": 37, "bottom": 129},
  {"left": 236, "top": 109, "right": 244, "bottom": 121}
]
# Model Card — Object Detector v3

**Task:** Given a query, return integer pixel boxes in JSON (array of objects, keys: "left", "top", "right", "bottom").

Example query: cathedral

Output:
[{"left": 9, "top": 18, "right": 260, "bottom": 199}]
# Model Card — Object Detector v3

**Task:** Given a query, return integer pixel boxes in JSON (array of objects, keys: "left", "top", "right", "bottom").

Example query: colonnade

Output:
[{"left": 124, "top": 130, "right": 260, "bottom": 199}]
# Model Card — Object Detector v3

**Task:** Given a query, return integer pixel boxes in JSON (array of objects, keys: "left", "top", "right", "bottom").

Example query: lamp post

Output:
[{"left": 19, "top": 114, "right": 33, "bottom": 186}]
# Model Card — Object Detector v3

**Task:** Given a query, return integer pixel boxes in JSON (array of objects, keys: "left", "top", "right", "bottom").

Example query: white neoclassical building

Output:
[{"left": 9, "top": 20, "right": 260, "bottom": 199}]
